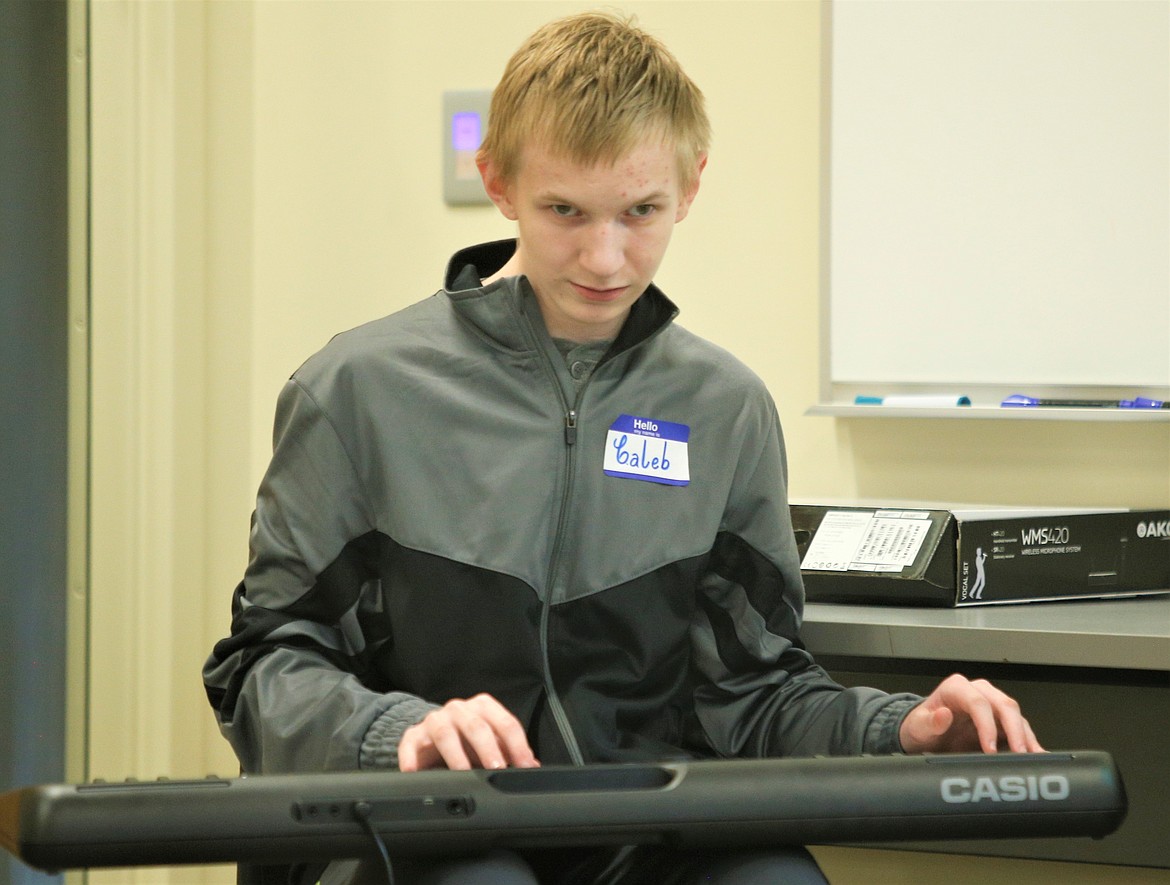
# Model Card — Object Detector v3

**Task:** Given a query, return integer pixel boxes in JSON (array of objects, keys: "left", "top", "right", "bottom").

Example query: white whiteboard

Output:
[{"left": 827, "top": 0, "right": 1170, "bottom": 390}]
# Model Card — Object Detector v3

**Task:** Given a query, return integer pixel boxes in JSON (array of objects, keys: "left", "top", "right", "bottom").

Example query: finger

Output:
[
  {"left": 477, "top": 702, "right": 540, "bottom": 763},
  {"left": 994, "top": 698, "right": 1043, "bottom": 754},
  {"left": 999, "top": 715, "right": 1029, "bottom": 753},
  {"left": 405, "top": 695, "right": 541, "bottom": 771},
  {"left": 1006, "top": 715, "right": 1044, "bottom": 754},
  {"left": 397, "top": 723, "right": 439, "bottom": 772},
  {"left": 457, "top": 694, "right": 539, "bottom": 768},
  {"left": 898, "top": 701, "right": 952, "bottom": 754},
  {"left": 424, "top": 711, "right": 476, "bottom": 770},
  {"left": 930, "top": 705, "right": 955, "bottom": 739},
  {"left": 967, "top": 679, "right": 1033, "bottom": 754},
  {"left": 448, "top": 706, "right": 511, "bottom": 770},
  {"left": 397, "top": 730, "right": 418, "bottom": 772},
  {"left": 965, "top": 692, "right": 1003, "bottom": 754},
  {"left": 1026, "top": 719, "right": 1045, "bottom": 753},
  {"left": 923, "top": 675, "right": 998, "bottom": 754}
]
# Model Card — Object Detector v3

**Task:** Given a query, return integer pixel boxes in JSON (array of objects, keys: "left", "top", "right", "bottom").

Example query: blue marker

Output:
[{"left": 1002, "top": 394, "right": 1169, "bottom": 408}]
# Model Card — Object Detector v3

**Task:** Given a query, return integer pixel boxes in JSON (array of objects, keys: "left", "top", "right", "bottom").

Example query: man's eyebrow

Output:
[
  {"left": 628, "top": 190, "right": 670, "bottom": 204},
  {"left": 535, "top": 189, "right": 671, "bottom": 205},
  {"left": 535, "top": 190, "right": 574, "bottom": 204}
]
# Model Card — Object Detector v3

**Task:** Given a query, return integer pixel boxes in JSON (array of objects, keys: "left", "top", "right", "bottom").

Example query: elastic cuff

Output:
[
  {"left": 359, "top": 696, "right": 439, "bottom": 770},
  {"left": 867, "top": 694, "right": 922, "bottom": 755}
]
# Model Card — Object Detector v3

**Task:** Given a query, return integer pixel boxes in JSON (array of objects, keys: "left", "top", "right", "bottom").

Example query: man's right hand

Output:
[{"left": 396, "top": 693, "right": 541, "bottom": 772}]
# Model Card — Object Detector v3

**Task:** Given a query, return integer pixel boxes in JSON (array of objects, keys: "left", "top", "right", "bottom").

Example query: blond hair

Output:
[{"left": 478, "top": 12, "right": 710, "bottom": 191}]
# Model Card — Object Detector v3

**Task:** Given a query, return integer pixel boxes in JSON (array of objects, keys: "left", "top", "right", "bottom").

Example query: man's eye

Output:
[
  {"left": 628, "top": 204, "right": 656, "bottom": 218},
  {"left": 550, "top": 204, "right": 578, "bottom": 217}
]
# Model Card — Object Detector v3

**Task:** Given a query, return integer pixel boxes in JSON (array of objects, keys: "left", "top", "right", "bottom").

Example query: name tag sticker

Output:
[{"left": 603, "top": 414, "right": 690, "bottom": 486}]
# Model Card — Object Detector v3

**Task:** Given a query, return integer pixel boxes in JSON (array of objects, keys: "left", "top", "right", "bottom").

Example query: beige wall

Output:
[{"left": 84, "top": 2, "right": 1169, "bottom": 883}]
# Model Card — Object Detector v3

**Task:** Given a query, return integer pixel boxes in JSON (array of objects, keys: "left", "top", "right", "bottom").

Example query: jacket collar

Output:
[{"left": 443, "top": 240, "right": 680, "bottom": 358}]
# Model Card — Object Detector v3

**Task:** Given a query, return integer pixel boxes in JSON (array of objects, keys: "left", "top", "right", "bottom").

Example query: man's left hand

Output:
[{"left": 899, "top": 673, "right": 1043, "bottom": 754}]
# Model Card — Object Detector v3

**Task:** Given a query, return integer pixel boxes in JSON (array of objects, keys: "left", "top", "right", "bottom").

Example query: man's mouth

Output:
[{"left": 572, "top": 282, "right": 628, "bottom": 303}]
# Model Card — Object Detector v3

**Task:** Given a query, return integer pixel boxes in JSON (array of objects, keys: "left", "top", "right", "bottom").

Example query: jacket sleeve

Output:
[
  {"left": 691, "top": 399, "right": 921, "bottom": 758},
  {"left": 202, "top": 376, "right": 436, "bottom": 774}
]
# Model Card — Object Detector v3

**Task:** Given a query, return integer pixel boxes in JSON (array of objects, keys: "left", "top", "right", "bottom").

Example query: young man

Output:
[{"left": 204, "top": 12, "right": 1040, "bottom": 884}]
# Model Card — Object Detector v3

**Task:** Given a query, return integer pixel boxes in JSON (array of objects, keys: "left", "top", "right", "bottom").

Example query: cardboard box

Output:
[{"left": 790, "top": 503, "right": 1170, "bottom": 607}]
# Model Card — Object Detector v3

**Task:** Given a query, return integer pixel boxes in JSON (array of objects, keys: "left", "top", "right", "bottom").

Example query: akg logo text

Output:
[{"left": 1136, "top": 519, "right": 1170, "bottom": 539}]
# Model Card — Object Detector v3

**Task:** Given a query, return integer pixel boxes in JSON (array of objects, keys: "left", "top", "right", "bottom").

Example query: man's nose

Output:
[{"left": 578, "top": 223, "right": 624, "bottom": 279}]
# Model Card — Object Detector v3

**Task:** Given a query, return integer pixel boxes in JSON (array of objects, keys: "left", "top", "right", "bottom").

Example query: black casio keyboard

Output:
[{"left": 0, "top": 751, "right": 1126, "bottom": 873}]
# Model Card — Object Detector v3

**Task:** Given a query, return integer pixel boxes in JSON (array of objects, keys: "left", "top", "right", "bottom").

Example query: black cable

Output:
[{"left": 352, "top": 800, "right": 396, "bottom": 885}]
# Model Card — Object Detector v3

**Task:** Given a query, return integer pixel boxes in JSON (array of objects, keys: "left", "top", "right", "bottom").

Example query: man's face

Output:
[{"left": 482, "top": 139, "right": 703, "bottom": 342}]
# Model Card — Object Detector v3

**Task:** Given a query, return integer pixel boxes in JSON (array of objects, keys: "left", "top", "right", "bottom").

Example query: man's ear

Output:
[
  {"left": 477, "top": 155, "right": 518, "bottom": 221},
  {"left": 674, "top": 153, "right": 708, "bottom": 223}
]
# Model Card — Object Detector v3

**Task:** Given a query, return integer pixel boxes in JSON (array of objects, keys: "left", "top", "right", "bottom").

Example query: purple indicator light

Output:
[{"left": 452, "top": 112, "right": 482, "bottom": 152}]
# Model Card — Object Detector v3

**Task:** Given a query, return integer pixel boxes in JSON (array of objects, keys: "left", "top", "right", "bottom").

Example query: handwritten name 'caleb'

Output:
[{"left": 611, "top": 434, "right": 672, "bottom": 473}]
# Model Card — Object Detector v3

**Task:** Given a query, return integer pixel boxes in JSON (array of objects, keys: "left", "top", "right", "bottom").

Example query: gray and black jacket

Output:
[{"left": 203, "top": 241, "right": 920, "bottom": 775}]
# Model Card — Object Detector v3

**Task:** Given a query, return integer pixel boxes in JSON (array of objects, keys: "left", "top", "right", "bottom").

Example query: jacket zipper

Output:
[
  {"left": 544, "top": 406, "right": 587, "bottom": 763},
  {"left": 529, "top": 331, "right": 588, "bottom": 766},
  {"left": 522, "top": 297, "right": 674, "bottom": 766}
]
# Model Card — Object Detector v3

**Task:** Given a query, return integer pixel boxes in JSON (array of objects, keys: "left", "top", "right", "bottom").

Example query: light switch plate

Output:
[{"left": 443, "top": 90, "right": 492, "bottom": 206}]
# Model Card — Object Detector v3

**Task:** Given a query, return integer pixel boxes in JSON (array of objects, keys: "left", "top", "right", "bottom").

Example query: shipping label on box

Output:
[{"left": 791, "top": 504, "right": 1170, "bottom": 607}]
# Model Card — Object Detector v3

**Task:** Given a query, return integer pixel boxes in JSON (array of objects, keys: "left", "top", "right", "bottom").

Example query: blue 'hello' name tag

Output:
[{"left": 602, "top": 414, "right": 690, "bottom": 486}]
